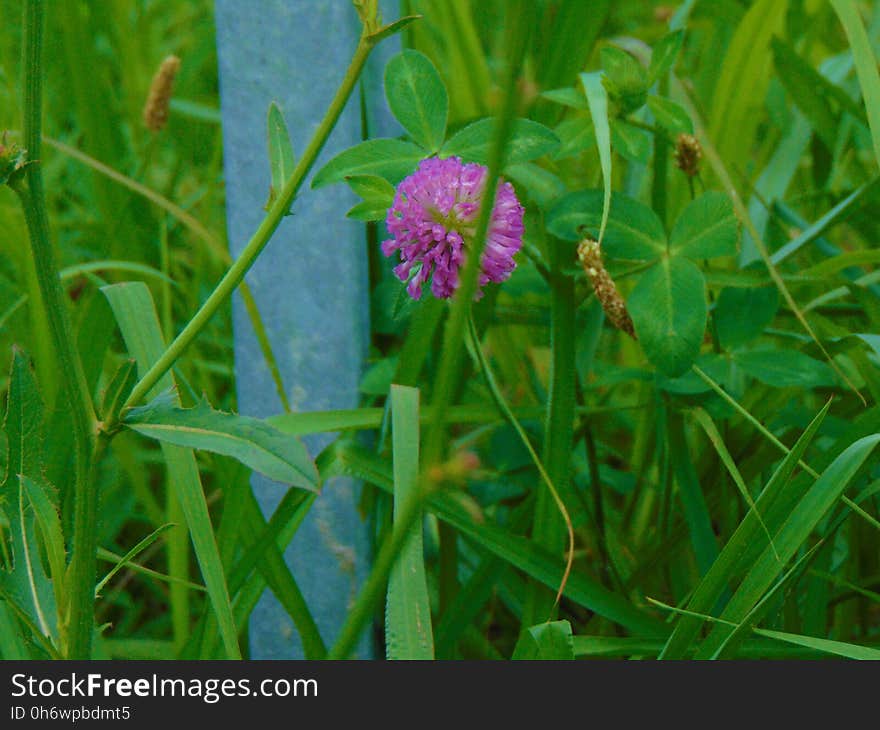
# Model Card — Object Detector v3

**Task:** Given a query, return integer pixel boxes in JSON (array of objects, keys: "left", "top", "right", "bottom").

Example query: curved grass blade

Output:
[
  {"left": 580, "top": 71, "right": 612, "bottom": 245},
  {"left": 831, "top": 0, "right": 880, "bottom": 170},
  {"left": 95, "top": 524, "right": 175, "bottom": 597}
]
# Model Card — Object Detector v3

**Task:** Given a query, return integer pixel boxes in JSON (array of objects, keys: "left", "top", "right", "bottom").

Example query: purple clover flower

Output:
[{"left": 382, "top": 156, "right": 525, "bottom": 300}]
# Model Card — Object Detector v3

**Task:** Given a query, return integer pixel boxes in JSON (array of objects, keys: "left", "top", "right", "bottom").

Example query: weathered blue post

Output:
[{"left": 215, "top": 0, "right": 399, "bottom": 659}]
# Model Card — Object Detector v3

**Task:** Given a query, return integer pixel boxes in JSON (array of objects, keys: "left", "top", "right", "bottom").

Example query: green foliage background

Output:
[{"left": 1, "top": 0, "right": 880, "bottom": 660}]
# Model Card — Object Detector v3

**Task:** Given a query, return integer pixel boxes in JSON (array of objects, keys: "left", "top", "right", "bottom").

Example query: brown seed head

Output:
[
  {"left": 654, "top": 6, "right": 675, "bottom": 23},
  {"left": 143, "top": 55, "right": 181, "bottom": 132},
  {"left": 577, "top": 238, "right": 636, "bottom": 339},
  {"left": 674, "top": 132, "right": 702, "bottom": 177}
]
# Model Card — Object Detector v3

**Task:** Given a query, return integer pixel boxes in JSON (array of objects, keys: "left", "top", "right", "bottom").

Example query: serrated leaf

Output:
[
  {"left": 512, "top": 620, "right": 574, "bottom": 660},
  {"left": 124, "top": 396, "right": 319, "bottom": 491},
  {"left": 311, "top": 138, "right": 425, "bottom": 189},
  {"left": 440, "top": 118, "right": 559, "bottom": 166},
  {"left": 0, "top": 349, "right": 58, "bottom": 644},
  {"left": 384, "top": 50, "right": 448, "bottom": 152},
  {"left": 647, "top": 95, "right": 693, "bottom": 135},
  {"left": 649, "top": 30, "right": 684, "bottom": 82},
  {"left": 385, "top": 385, "right": 433, "bottom": 660},
  {"left": 669, "top": 191, "right": 739, "bottom": 259},
  {"left": 264, "top": 102, "right": 296, "bottom": 213},
  {"left": 1, "top": 348, "right": 43, "bottom": 494},
  {"left": 547, "top": 189, "right": 666, "bottom": 260},
  {"left": 20, "top": 475, "right": 65, "bottom": 611},
  {"left": 628, "top": 256, "right": 707, "bottom": 377}
]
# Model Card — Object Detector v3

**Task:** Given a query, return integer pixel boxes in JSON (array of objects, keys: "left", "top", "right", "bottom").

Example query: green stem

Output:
[
  {"left": 121, "top": 34, "right": 377, "bottom": 412},
  {"left": 422, "top": 0, "right": 533, "bottom": 473},
  {"left": 523, "top": 239, "right": 577, "bottom": 626},
  {"left": 15, "top": 0, "right": 98, "bottom": 659}
]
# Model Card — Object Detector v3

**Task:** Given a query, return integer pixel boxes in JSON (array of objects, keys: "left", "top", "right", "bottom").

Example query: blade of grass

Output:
[
  {"left": 386, "top": 385, "right": 433, "bottom": 659},
  {"left": 752, "top": 628, "right": 880, "bottom": 660},
  {"left": 689, "top": 408, "right": 778, "bottom": 560},
  {"left": 95, "top": 524, "right": 175, "bottom": 597},
  {"left": 660, "top": 397, "right": 832, "bottom": 659},
  {"left": 580, "top": 71, "right": 612, "bottom": 245},
  {"left": 831, "top": 0, "right": 880, "bottom": 169}
]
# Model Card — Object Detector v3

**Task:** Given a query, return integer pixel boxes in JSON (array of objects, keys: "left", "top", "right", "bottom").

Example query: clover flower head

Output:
[{"left": 382, "top": 156, "right": 525, "bottom": 300}]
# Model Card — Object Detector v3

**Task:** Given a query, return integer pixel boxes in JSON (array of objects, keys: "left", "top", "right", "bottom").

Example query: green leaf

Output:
[
  {"left": 600, "top": 45, "right": 648, "bottom": 113},
  {"left": 610, "top": 119, "right": 650, "bottom": 162},
  {"left": 669, "top": 192, "right": 739, "bottom": 259},
  {"left": 384, "top": 50, "right": 448, "bottom": 153},
  {"left": 551, "top": 116, "right": 595, "bottom": 160},
  {"left": 101, "top": 282, "right": 241, "bottom": 659},
  {"left": 366, "top": 14, "right": 421, "bottom": 44},
  {"left": 831, "top": 0, "right": 880, "bottom": 170},
  {"left": 311, "top": 138, "right": 425, "bottom": 189},
  {"left": 264, "top": 101, "right": 295, "bottom": 213},
  {"left": 19, "top": 475, "right": 65, "bottom": 611},
  {"left": 540, "top": 87, "right": 588, "bottom": 109},
  {"left": 385, "top": 385, "right": 433, "bottom": 660},
  {"left": 751, "top": 628, "right": 880, "bottom": 660},
  {"left": 99, "top": 359, "right": 137, "bottom": 425},
  {"left": 440, "top": 118, "right": 560, "bottom": 166},
  {"left": 734, "top": 349, "right": 836, "bottom": 388},
  {"left": 1, "top": 348, "right": 43, "bottom": 493},
  {"left": 512, "top": 620, "right": 574, "bottom": 660},
  {"left": 0, "top": 349, "right": 58, "bottom": 643},
  {"left": 647, "top": 95, "right": 693, "bottom": 135},
  {"left": 345, "top": 174, "right": 396, "bottom": 203},
  {"left": 503, "top": 162, "right": 565, "bottom": 209},
  {"left": 628, "top": 257, "right": 707, "bottom": 377},
  {"left": 346, "top": 200, "right": 390, "bottom": 222},
  {"left": 715, "top": 286, "right": 779, "bottom": 350},
  {"left": 124, "top": 396, "right": 318, "bottom": 491},
  {"left": 649, "top": 30, "right": 684, "bottom": 82},
  {"left": 580, "top": 71, "right": 612, "bottom": 244},
  {"left": 547, "top": 189, "right": 665, "bottom": 259}
]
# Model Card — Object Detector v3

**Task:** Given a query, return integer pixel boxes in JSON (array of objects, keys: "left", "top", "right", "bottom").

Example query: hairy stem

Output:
[{"left": 15, "top": 0, "right": 98, "bottom": 658}]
